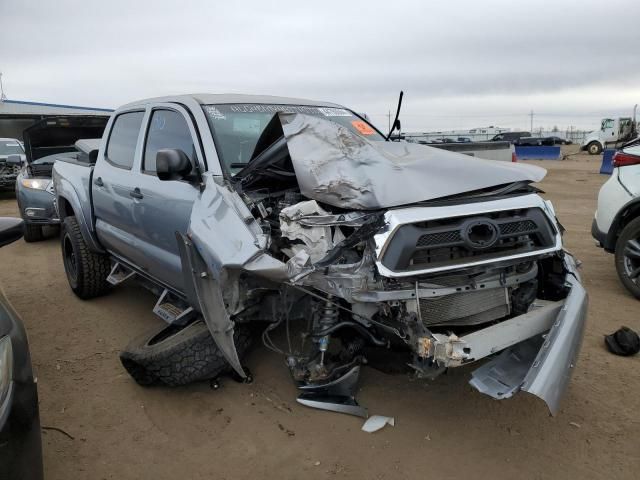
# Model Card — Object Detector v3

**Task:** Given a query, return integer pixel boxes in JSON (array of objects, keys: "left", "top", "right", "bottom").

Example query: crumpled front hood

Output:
[{"left": 280, "top": 113, "right": 546, "bottom": 210}]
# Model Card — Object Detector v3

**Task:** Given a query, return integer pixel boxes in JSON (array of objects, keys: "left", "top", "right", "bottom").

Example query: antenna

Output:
[{"left": 0, "top": 72, "right": 6, "bottom": 101}]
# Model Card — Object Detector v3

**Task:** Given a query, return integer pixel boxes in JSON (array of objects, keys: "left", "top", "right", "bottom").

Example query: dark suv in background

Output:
[{"left": 491, "top": 131, "right": 531, "bottom": 143}]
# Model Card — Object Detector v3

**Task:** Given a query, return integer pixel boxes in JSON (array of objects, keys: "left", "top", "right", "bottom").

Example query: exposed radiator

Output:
[{"left": 419, "top": 287, "right": 510, "bottom": 326}]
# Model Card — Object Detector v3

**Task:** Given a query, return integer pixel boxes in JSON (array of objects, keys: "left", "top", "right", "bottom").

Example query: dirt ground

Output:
[{"left": 1, "top": 147, "right": 639, "bottom": 480}]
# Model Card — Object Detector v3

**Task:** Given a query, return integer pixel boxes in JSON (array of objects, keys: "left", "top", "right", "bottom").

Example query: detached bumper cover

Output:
[{"left": 469, "top": 254, "right": 588, "bottom": 415}]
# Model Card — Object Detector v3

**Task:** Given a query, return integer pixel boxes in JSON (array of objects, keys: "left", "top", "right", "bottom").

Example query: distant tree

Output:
[{"left": 552, "top": 125, "right": 559, "bottom": 132}]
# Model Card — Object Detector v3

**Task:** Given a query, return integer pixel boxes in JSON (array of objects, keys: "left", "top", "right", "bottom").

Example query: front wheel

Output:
[
  {"left": 587, "top": 142, "right": 602, "bottom": 155},
  {"left": 61, "top": 216, "right": 112, "bottom": 299},
  {"left": 614, "top": 217, "right": 640, "bottom": 299}
]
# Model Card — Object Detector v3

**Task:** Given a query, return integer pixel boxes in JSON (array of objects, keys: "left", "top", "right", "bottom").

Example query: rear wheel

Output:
[
  {"left": 61, "top": 216, "right": 111, "bottom": 299},
  {"left": 614, "top": 217, "right": 640, "bottom": 299},
  {"left": 23, "top": 224, "right": 43, "bottom": 243},
  {"left": 120, "top": 320, "right": 252, "bottom": 386},
  {"left": 587, "top": 142, "right": 602, "bottom": 155}
]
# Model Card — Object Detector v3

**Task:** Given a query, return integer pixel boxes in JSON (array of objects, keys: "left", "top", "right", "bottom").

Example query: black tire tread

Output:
[
  {"left": 120, "top": 321, "right": 252, "bottom": 387},
  {"left": 62, "top": 216, "right": 111, "bottom": 299},
  {"left": 23, "top": 224, "right": 43, "bottom": 242},
  {"left": 587, "top": 142, "right": 602, "bottom": 155},
  {"left": 614, "top": 216, "right": 640, "bottom": 300}
]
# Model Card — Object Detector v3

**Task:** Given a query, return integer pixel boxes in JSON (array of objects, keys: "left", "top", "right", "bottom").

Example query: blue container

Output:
[
  {"left": 514, "top": 146, "right": 561, "bottom": 160},
  {"left": 600, "top": 149, "right": 616, "bottom": 175}
]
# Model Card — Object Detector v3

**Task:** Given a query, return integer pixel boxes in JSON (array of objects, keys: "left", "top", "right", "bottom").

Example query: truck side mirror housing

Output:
[
  {"left": 156, "top": 149, "right": 192, "bottom": 181},
  {"left": 6, "top": 154, "right": 23, "bottom": 166}
]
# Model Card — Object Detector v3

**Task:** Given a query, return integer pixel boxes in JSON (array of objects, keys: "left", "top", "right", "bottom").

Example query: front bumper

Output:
[
  {"left": 16, "top": 184, "right": 59, "bottom": 225},
  {"left": 468, "top": 253, "right": 587, "bottom": 414},
  {"left": 591, "top": 218, "right": 607, "bottom": 248}
]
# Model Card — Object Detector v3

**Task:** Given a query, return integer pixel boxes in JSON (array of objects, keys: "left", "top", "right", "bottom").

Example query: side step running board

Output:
[
  {"left": 107, "top": 262, "right": 136, "bottom": 286},
  {"left": 153, "top": 289, "right": 195, "bottom": 325}
]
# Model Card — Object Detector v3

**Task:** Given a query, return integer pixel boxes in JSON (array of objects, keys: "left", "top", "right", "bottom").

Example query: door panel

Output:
[
  {"left": 92, "top": 110, "right": 150, "bottom": 270},
  {"left": 132, "top": 107, "right": 201, "bottom": 290}
]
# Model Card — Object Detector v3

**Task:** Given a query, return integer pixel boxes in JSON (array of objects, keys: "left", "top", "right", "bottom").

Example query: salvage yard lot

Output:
[{"left": 0, "top": 149, "right": 639, "bottom": 480}]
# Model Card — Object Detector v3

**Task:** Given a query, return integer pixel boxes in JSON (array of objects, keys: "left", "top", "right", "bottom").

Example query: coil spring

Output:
[{"left": 317, "top": 298, "right": 340, "bottom": 329}]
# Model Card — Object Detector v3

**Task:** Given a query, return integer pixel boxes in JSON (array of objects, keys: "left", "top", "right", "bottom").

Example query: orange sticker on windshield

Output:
[{"left": 351, "top": 120, "right": 375, "bottom": 135}]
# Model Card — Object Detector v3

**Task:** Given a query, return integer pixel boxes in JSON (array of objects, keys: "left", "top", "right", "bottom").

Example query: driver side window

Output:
[
  {"left": 601, "top": 119, "right": 614, "bottom": 130},
  {"left": 143, "top": 109, "right": 196, "bottom": 174}
]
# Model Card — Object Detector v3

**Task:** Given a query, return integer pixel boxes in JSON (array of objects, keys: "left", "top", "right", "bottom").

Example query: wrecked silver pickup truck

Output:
[{"left": 52, "top": 94, "right": 587, "bottom": 416}]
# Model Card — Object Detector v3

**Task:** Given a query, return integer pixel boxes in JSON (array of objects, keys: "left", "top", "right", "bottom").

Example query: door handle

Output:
[
  {"left": 130, "top": 188, "right": 144, "bottom": 200},
  {"left": 94, "top": 177, "right": 104, "bottom": 187}
]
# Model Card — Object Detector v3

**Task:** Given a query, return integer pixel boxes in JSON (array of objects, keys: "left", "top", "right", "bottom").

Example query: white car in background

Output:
[{"left": 593, "top": 140, "right": 640, "bottom": 297}]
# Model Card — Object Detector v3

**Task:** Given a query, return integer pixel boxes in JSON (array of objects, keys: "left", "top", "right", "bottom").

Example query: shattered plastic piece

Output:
[
  {"left": 362, "top": 415, "right": 395, "bottom": 433},
  {"left": 279, "top": 200, "right": 338, "bottom": 262}
]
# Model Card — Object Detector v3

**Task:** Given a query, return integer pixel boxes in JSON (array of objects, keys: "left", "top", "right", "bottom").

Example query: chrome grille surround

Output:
[{"left": 374, "top": 194, "right": 562, "bottom": 278}]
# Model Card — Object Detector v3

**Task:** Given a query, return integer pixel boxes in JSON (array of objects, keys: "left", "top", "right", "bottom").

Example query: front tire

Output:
[
  {"left": 587, "top": 142, "right": 602, "bottom": 155},
  {"left": 61, "top": 216, "right": 111, "bottom": 299},
  {"left": 614, "top": 217, "right": 640, "bottom": 299},
  {"left": 120, "top": 321, "right": 252, "bottom": 387},
  {"left": 23, "top": 224, "right": 43, "bottom": 243}
]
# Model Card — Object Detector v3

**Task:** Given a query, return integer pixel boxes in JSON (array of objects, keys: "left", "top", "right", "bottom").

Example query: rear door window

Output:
[
  {"left": 143, "top": 109, "right": 196, "bottom": 173},
  {"left": 106, "top": 111, "right": 144, "bottom": 169}
]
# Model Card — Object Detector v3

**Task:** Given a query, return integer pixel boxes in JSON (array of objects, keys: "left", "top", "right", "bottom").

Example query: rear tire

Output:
[
  {"left": 614, "top": 217, "right": 640, "bottom": 299},
  {"left": 120, "top": 321, "right": 252, "bottom": 387},
  {"left": 61, "top": 215, "right": 111, "bottom": 299},
  {"left": 587, "top": 142, "right": 602, "bottom": 155},
  {"left": 23, "top": 224, "right": 43, "bottom": 243}
]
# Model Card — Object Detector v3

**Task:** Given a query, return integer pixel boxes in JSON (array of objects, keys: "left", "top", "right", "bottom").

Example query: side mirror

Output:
[
  {"left": 393, "top": 119, "right": 401, "bottom": 132},
  {"left": 156, "top": 149, "right": 192, "bottom": 181},
  {"left": 0, "top": 217, "right": 24, "bottom": 248},
  {"left": 6, "top": 154, "right": 23, "bottom": 166}
]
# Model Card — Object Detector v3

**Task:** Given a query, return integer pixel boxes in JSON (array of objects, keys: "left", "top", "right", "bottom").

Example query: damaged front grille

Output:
[
  {"left": 420, "top": 287, "right": 509, "bottom": 326},
  {"left": 380, "top": 207, "right": 558, "bottom": 274},
  {"left": 0, "top": 163, "right": 19, "bottom": 180}
]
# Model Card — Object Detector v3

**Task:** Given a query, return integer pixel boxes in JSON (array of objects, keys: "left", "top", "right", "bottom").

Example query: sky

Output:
[{"left": 1, "top": 0, "right": 639, "bottom": 133}]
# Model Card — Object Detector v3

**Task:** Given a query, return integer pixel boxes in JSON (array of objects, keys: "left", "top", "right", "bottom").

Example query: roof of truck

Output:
[{"left": 120, "top": 93, "right": 343, "bottom": 109}]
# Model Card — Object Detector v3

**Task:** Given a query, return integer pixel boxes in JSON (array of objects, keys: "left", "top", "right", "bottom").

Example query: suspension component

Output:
[{"left": 314, "top": 296, "right": 340, "bottom": 367}]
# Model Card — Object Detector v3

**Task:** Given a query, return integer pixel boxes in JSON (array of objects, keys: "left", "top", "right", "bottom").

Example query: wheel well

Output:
[
  {"left": 57, "top": 197, "right": 75, "bottom": 220},
  {"left": 609, "top": 202, "right": 640, "bottom": 250}
]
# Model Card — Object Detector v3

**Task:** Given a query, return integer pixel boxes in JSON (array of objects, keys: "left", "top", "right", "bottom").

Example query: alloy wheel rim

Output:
[
  {"left": 63, "top": 234, "right": 78, "bottom": 281},
  {"left": 623, "top": 237, "right": 640, "bottom": 283}
]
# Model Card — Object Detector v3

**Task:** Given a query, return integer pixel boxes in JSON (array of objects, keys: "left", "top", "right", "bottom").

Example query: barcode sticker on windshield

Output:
[
  {"left": 203, "top": 105, "right": 226, "bottom": 120},
  {"left": 318, "top": 107, "right": 352, "bottom": 117}
]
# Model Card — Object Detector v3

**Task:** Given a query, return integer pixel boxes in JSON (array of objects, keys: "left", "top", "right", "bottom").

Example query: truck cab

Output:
[{"left": 582, "top": 117, "right": 637, "bottom": 154}]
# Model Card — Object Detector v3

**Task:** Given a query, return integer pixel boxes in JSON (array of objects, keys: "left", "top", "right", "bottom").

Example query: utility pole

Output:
[
  {"left": 0, "top": 72, "right": 6, "bottom": 101},
  {"left": 529, "top": 110, "right": 534, "bottom": 133}
]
